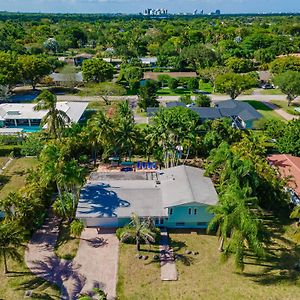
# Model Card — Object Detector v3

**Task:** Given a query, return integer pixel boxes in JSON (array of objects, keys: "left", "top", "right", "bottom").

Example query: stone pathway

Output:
[
  {"left": 25, "top": 215, "right": 119, "bottom": 300},
  {"left": 159, "top": 230, "right": 178, "bottom": 281}
]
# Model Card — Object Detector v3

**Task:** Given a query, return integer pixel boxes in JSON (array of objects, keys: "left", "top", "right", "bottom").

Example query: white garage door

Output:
[{"left": 85, "top": 217, "right": 118, "bottom": 228}]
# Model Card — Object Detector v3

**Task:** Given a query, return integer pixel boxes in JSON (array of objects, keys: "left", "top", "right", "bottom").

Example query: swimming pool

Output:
[{"left": 6, "top": 126, "right": 42, "bottom": 133}]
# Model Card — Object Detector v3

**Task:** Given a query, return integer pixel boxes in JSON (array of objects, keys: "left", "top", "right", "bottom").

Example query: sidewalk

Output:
[{"left": 160, "top": 230, "right": 178, "bottom": 281}]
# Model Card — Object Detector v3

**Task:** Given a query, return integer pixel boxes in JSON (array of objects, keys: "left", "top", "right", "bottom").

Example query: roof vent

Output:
[{"left": 156, "top": 180, "right": 161, "bottom": 184}]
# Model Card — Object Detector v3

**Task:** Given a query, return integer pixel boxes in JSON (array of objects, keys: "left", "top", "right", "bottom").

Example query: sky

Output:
[{"left": 1, "top": 0, "right": 300, "bottom": 14}]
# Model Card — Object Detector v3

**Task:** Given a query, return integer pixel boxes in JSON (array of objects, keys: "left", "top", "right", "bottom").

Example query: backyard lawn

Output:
[
  {"left": 0, "top": 157, "right": 38, "bottom": 199},
  {"left": 270, "top": 100, "right": 300, "bottom": 116},
  {"left": 117, "top": 230, "right": 300, "bottom": 300},
  {"left": 243, "top": 100, "right": 283, "bottom": 121}
]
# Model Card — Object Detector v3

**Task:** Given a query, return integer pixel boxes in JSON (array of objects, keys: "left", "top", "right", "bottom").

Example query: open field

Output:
[
  {"left": 117, "top": 230, "right": 300, "bottom": 300},
  {"left": 270, "top": 100, "right": 300, "bottom": 116},
  {"left": 0, "top": 157, "right": 38, "bottom": 199},
  {"left": 243, "top": 100, "right": 283, "bottom": 121}
]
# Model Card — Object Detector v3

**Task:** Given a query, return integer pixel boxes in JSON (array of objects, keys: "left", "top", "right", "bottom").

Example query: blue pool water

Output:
[
  {"left": 3, "top": 91, "right": 40, "bottom": 103},
  {"left": 6, "top": 126, "right": 42, "bottom": 133}
]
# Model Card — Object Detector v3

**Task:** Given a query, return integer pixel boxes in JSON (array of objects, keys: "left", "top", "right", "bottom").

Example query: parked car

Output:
[{"left": 261, "top": 83, "right": 274, "bottom": 89}]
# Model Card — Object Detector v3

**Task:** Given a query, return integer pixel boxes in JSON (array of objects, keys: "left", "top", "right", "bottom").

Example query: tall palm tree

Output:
[
  {"left": 0, "top": 222, "right": 26, "bottom": 274},
  {"left": 208, "top": 185, "right": 265, "bottom": 271},
  {"left": 34, "top": 90, "right": 70, "bottom": 138},
  {"left": 120, "top": 213, "right": 156, "bottom": 251}
]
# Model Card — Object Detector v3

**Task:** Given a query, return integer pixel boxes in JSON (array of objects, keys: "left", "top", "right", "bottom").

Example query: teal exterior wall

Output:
[
  {"left": 245, "top": 120, "right": 254, "bottom": 129},
  {"left": 164, "top": 203, "right": 214, "bottom": 228}
]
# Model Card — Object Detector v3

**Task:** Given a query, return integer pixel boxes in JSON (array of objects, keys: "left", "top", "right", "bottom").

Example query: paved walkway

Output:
[
  {"left": 160, "top": 230, "right": 178, "bottom": 281},
  {"left": 25, "top": 216, "right": 119, "bottom": 300},
  {"left": 0, "top": 157, "right": 13, "bottom": 174},
  {"left": 263, "top": 101, "right": 300, "bottom": 121}
]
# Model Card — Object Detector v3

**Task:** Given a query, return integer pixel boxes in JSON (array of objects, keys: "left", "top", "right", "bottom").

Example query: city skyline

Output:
[{"left": 1, "top": 0, "right": 300, "bottom": 14}]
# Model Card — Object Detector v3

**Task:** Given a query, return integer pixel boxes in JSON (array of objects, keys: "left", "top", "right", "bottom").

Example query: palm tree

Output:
[
  {"left": 34, "top": 90, "right": 70, "bottom": 138},
  {"left": 208, "top": 185, "right": 265, "bottom": 271},
  {"left": 120, "top": 213, "right": 156, "bottom": 251},
  {"left": 0, "top": 222, "right": 26, "bottom": 274}
]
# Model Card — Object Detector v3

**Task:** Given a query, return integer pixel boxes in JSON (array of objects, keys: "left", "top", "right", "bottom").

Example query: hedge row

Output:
[{"left": 0, "top": 145, "right": 22, "bottom": 157}]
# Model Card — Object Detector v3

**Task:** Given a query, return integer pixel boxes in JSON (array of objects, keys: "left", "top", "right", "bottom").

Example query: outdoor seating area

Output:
[{"left": 97, "top": 160, "right": 158, "bottom": 173}]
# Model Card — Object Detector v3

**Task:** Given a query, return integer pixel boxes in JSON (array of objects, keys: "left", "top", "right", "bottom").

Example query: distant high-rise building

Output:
[{"left": 215, "top": 9, "right": 221, "bottom": 15}]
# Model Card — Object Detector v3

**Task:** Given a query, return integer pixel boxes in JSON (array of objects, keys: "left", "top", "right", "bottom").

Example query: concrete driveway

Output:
[{"left": 74, "top": 228, "right": 119, "bottom": 300}]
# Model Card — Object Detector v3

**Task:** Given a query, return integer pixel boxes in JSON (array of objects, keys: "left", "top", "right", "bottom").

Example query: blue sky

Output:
[{"left": 1, "top": 0, "right": 300, "bottom": 14}]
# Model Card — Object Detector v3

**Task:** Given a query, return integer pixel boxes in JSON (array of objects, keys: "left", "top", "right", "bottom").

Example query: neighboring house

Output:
[
  {"left": 76, "top": 165, "right": 218, "bottom": 228},
  {"left": 0, "top": 102, "right": 88, "bottom": 130},
  {"left": 147, "top": 100, "right": 262, "bottom": 129},
  {"left": 267, "top": 154, "right": 300, "bottom": 204},
  {"left": 214, "top": 100, "right": 262, "bottom": 129},
  {"left": 143, "top": 72, "right": 198, "bottom": 81},
  {"left": 74, "top": 53, "right": 93, "bottom": 66},
  {"left": 103, "top": 58, "right": 122, "bottom": 69},
  {"left": 140, "top": 57, "right": 158, "bottom": 68},
  {"left": 50, "top": 72, "right": 83, "bottom": 85}
]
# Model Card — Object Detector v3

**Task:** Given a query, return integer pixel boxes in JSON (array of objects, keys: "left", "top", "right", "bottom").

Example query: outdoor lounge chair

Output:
[
  {"left": 142, "top": 162, "right": 146, "bottom": 169},
  {"left": 136, "top": 161, "right": 141, "bottom": 169}
]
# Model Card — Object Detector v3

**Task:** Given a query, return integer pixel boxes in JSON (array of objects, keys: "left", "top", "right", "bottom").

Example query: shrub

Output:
[
  {"left": 0, "top": 145, "right": 22, "bottom": 157},
  {"left": 70, "top": 219, "right": 85, "bottom": 237}
]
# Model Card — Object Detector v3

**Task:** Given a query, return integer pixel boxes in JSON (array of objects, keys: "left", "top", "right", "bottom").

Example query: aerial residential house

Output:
[
  {"left": 143, "top": 72, "right": 198, "bottom": 81},
  {"left": 73, "top": 53, "right": 93, "bottom": 66},
  {"left": 0, "top": 102, "right": 88, "bottom": 132},
  {"left": 76, "top": 165, "right": 218, "bottom": 228},
  {"left": 147, "top": 100, "right": 262, "bottom": 129},
  {"left": 140, "top": 57, "right": 158, "bottom": 68},
  {"left": 267, "top": 154, "right": 300, "bottom": 204}
]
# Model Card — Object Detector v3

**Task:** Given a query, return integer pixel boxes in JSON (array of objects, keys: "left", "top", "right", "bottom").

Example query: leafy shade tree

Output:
[
  {"left": 215, "top": 73, "right": 257, "bottom": 99},
  {"left": 274, "top": 71, "right": 300, "bottom": 106},
  {"left": 168, "top": 77, "right": 179, "bottom": 92},
  {"left": 225, "top": 57, "right": 254, "bottom": 73},
  {"left": 34, "top": 90, "right": 70, "bottom": 138},
  {"left": 18, "top": 55, "right": 52, "bottom": 89},
  {"left": 277, "top": 119, "right": 300, "bottom": 156},
  {"left": 195, "top": 94, "right": 211, "bottom": 107},
  {"left": 187, "top": 77, "right": 199, "bottom": 90},
  {"left": 138, "top": 80, "right": 159, "bottom": 111},
  {"left": 0, "top": 222, "right": 26, "bottom": 274},
  {"left": 44, "top": 38, "right": 59, "bottom": 53},
  {"left": 82, "top": 59, "right": 114, "bottom": 83},
  {"left": 270, "top": 56, "right": 300, "bottom": 74},
  {"left": 119, "top": 213, "right": 156, "bottom": 251},
  {"left": 0, "top": 51, "right": 19, "bottom": 89},
  {"left": 120, "top": 66, "right": 143, "bottom": 90},
  {"left": 97, "top": 82, "right": 126, "bottom": 105},
  {"left": 157, "top": 74, "right": 171, "bottom": 88}
]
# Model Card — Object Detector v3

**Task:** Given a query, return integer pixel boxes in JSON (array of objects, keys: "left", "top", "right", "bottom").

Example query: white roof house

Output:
[{"left": 0, "top": 102, "right": 88, "bottom": 127}]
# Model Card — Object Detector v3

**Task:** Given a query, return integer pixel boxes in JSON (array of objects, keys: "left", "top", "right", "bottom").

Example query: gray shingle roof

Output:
[
  {"left": 160, "top": 165, "right": 219, "bottom": 207},
  {"left": 215, "top": 100, "right": 262, "bottom": 121},
  {"left": 191, "top": 107, "right": 222, "bottom": 119}
]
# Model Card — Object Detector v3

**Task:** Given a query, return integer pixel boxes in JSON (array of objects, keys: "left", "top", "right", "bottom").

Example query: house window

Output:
[
  {"left": 188, "top": 208, "right": 192, "bottom": 215},
  {"left": 194, "top": 208, "right": 197, "bottom": 215},
  {"left": 160, "top": 218, "right": 164, "bottom": 225},
  {"left": 197, "top": 222, "right": 208, "bottom": 227},
  {"left": 169, "top": 208, "right": 173, "bottom": 215},
  {"left": 176, "top": 222, "right": 185, "bottom": 226}
]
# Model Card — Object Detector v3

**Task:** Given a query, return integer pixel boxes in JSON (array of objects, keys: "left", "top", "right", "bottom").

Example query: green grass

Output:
[
  {"left": 0, "top": 157, "right": 38, "bottom": 200},
  {"left": 54, "top": 221, "right": 80, "bottom": 260},
  {"left": 0, "top": 248, "right": 60, "bottom": 299},
  {"left": 270, "top": 100, "right": 300, "bottom": 116},
  {"left": 157, "top": 87, "right": 193, "bottom": 96},
  {"left": 117, "top": 230, "right": 300, "bottom": 300},
  {"left": 244, "top": 100, "right": 283, "bottom": 121},
  {"left": 261, "top": 89, "right": 283, "bottom": 95}
]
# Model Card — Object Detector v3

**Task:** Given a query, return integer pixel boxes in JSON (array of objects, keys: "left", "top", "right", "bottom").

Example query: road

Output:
[{"left": 56, "top": 93, "right": 299, "bottom": 103}]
